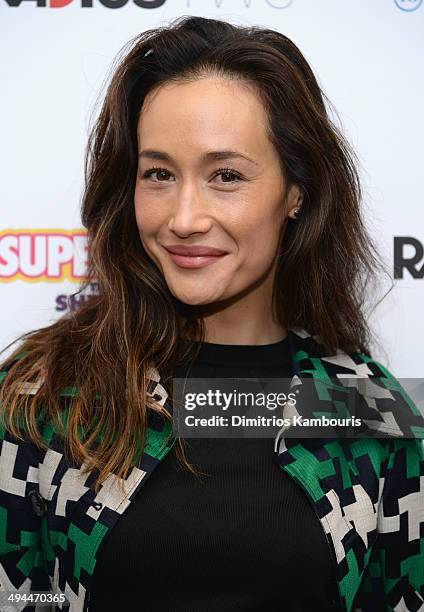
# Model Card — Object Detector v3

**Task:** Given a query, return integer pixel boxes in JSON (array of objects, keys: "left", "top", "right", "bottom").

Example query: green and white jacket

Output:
[{"left": 0, "top": 327, "right": 423, "bottom": 612}]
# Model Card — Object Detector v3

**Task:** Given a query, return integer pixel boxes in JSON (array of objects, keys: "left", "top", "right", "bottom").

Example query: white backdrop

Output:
[{"left": 1, "top": 0, "right": 423, "bottom": 376}]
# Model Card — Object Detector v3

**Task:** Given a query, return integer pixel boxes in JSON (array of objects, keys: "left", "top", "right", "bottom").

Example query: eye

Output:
[
  {"left": 212, "top": 168, "right": 243, "bottom": 183},
  {"left": 141, "top": 167, "right": 173, "bottom": 182},
  {"left": 140, "top": 166, "right": 243, "bottom": 184}
]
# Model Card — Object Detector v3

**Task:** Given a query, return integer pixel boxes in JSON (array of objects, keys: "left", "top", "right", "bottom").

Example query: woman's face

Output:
[{"left": 134, "top": 76, "right": 301, "bottom": 306}]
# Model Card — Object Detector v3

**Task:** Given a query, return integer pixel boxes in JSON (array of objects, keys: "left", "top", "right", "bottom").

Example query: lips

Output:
[
  {"left": 163, "top": 244, "right": 228, "bottom": 269},
  {"left": 164, "top": 245, "right": 228, "bottom": 257}
]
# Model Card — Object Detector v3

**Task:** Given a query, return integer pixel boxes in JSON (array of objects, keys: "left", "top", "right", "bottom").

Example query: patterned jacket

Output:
[{"left": 0, "top": 327, "right": 423, "bottom": 612}]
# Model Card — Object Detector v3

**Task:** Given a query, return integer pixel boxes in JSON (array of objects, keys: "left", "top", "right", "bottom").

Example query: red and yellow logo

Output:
[{"left": 0, "top": 229, "right": 88, "bottom": 283}]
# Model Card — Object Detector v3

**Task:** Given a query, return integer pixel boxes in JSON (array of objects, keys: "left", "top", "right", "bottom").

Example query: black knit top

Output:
[{"left": 89, "top": 337, "right": 338, "bottom": 611}]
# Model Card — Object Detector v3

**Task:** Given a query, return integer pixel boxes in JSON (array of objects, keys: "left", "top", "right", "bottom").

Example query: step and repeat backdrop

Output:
[{"left": 0, "top": 0, "right": 423, "bottom": 376}]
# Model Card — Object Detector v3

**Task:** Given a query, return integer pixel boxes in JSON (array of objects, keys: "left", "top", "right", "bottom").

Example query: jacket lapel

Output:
[{"left": 272, "top": 328, "right": 424, "bottom": 611}]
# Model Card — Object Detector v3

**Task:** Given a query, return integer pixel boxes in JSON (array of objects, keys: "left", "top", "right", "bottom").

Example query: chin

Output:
[
  {"left": 174, "top": 293, "right": 218, "bottom": 306},
  {"left": 168, "top": 284, "right": 222, "bottom": 306}
]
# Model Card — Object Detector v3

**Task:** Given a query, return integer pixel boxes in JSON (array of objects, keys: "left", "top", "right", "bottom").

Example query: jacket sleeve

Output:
[
  {"left": 352, "top": 437, "right": 424, "bottom": 612},
  {"left": 0, "top": 362, "right": 54, "bottom": 612}
]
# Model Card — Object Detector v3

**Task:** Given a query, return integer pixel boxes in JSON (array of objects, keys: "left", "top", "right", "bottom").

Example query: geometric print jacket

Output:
[{"left": 0, "top": 327, "right": 424, "bottom": 612}]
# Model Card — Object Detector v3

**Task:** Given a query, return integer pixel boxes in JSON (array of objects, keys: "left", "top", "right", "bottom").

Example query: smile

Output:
[
  {"left": 165, "top": 252, "right": 227, "bottom": 269},
  {"left": 163, "top": 245, "right": 228, "bottom": 269}
]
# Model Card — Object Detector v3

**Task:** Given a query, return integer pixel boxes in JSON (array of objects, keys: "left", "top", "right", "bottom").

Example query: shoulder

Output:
[
  {"left": 289, "top": 327, "right": 391, "bottom": 377},
  {"left": 0, "top": 350, "right": 55, "bottom": 447},
  {"left": 291, "top": 329, "right": 424, "bottom": 441}
]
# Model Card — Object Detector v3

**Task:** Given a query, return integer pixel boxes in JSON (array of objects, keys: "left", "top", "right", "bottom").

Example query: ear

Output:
[{"left": 287, "top": 184, "right": 304, "bottom": 220}]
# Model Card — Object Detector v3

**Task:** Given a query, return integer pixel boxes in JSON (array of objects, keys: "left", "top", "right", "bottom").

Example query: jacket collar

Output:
[
  {"left": 145, "top": 326, "right": 424, "bottom": 459},
  {"left": 22, "top": 325, "right": 421, "bottom": 445}
]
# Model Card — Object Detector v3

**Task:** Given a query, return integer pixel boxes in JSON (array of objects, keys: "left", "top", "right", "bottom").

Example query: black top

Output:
[{"left": 89, "top": 337, "right": 337, "bottom": 611}]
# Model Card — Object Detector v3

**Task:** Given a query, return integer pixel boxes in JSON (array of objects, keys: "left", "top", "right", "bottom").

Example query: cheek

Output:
[
  {"left": 234, "top": 202, "right": 283, "bottom": 256},
  {"left": 134, "top": 195, "right": 163, "bottom": 239}
]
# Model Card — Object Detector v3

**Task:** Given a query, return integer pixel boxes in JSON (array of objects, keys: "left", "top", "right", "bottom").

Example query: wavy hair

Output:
[{"left": 0, "top": 15, "right": 392, "bottom": 494}]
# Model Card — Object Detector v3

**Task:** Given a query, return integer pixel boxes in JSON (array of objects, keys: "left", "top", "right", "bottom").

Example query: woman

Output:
[{"left": 0, "top": 15, "right": 423, "bottom": 612}]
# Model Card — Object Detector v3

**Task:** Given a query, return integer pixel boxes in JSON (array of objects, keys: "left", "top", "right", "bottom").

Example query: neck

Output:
[{"left": 193, "top": 274, "right": 286, "bottom": 346}]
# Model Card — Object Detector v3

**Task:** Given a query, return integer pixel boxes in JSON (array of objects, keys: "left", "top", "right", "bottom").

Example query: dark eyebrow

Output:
[{"left": 138, "top": 149, "right": 258, "bottom": 165}]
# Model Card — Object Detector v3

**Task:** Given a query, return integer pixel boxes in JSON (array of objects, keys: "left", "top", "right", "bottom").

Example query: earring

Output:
[{"left": 292, "top": 206, "right": 301, "bottom": 219}]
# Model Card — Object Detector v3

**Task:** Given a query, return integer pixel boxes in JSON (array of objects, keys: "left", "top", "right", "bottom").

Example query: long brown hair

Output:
[{"left": 0, "top": 15, "right": 392, "bottom": 494}]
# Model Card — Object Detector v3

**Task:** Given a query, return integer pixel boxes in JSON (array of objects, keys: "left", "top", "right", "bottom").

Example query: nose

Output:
[{"left": 168, "top": 183, "right": 213, "bottom": 237}]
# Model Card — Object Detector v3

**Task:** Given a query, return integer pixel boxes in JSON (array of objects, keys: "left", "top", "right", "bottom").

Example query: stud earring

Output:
[{"left": 292, "top": 206, "right": 301, "bottom": 219}]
